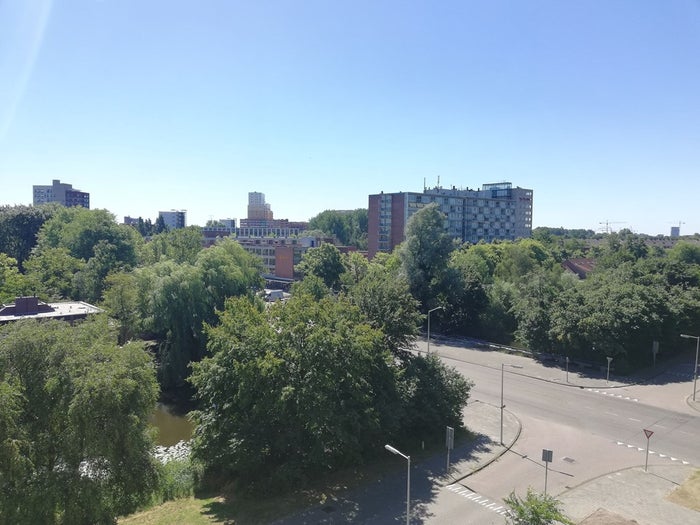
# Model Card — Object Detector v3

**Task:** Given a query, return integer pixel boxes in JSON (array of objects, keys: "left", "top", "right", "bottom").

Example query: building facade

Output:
[
  {"left": 368, "top": 182, "right": 533, "bottom": 258},
  {"left": 158, "top": 210, "right": 187, "bottom": 230},
  {"left": 247, "top": 192, "right": 273, "bottom": 220},
  {"left": 33, "top": 179, "right": 90, "bottom": 208}
]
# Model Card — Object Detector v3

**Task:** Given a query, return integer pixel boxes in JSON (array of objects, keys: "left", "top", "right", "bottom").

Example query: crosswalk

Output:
[{"left": 444, "top": 484, "right": 510, "bottom": 517}]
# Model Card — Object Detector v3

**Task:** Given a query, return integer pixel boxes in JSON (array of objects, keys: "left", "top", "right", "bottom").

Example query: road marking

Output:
[
  {"left": 628, "top": 418, "right": 641, "bottom": 422},
  {"left": 605, "top": 411, "right": 619, "bottom": 417},
  {"left": 445, "top": 484, "right": 509, "bottom": 516},
  {"left": 586, "top": 389, "right": 638, "bottom": 402},
  {"left": 614, "top": 441, "right": 693, "bottom": 466}
]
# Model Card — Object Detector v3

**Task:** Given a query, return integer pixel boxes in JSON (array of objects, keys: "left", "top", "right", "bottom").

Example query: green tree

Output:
[
  {"left": 308, "top": 209, "right": 368, "bottom": 249},
  {"left": 190, "top": 295, "right": 400, "bottom": 492},
  {"left": 0, "top": 317, "right": 159, "bottom": 524},
  {"left": 101, "top": 272, "right": 140, "bottom": 345},
  {"left": 350, "top": 264, "right": 422, "bottom": 356},
  {"left": 143, "top": 226, "right": 203, "bottom": 265},
  {"left": 399, "top": 203, "right": 456, "bottom": 310},
  {"left": 33, "top": 208, "right": 143, "bottom": 302},
  {"left": 296, "top": 243, "right": 347, "bottom": 291},
  {"left": 0, "top": 204, "right": 58, "bottom": 270},
  {"left": 504, "top": 488, "right": 573, "bottom": 525},
  {"left": 0, "top": 253, "right": 28, "bottom": 304},
  {"left": 23, "top": 248, "right": 85, "bottom": 300}
]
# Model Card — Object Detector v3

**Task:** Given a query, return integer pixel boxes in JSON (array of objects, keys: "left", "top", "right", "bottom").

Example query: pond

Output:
[{"left": 149, "top": 403, "right": 194, "bottom": 446}]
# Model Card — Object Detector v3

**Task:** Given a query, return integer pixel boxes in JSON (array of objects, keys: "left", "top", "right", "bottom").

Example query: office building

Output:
[
  {"left": 368, "top": 182, "right": 533, "bottom": 258},
  {"left": 33, "top": 179, "right": 90, "bottom": 208}
]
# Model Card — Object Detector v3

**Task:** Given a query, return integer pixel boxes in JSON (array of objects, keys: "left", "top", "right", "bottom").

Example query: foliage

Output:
[
  {"left": 295, "top": 243, "right": 347, "bottom": 291},
  {"left": 0, "top": 253, "right": 28, "bottom": 304},
  {"left": 308, "top": 209, "right": 368, "bottom": 249},
  {"left": 31, "top": 207, "right": 143, "bottom": 302},
  {"left": 399, "top": 203, "right": 457, "bottom": 311},
  {"left": 0, "top": 204, "right": 58, "bottom": 270},
  {"left": 108, "top": 239, "right": 263, "bottom": 391},
  {"left": 190, "top": 295, "right": 400, "bottom": 492},
  {"left": 153, "top": 459, "right": 196, "bottom": 504},
  {"left": 142, "top": 227, "right": 204, "bottom": 265},
  {"left": 0, "top": 317, "right": 159, "bottom": 524},
  {"left": 23, "top": 247, "right": 85, "bottom": 300},
  {"left": 503, "top": 488, "right": 573, "bottom": 525},
  {"left": 349, "top": 264, "right": 422, "bottom": 356},
  {"left": 398, "top": 354, "right": 472, "bottom": 439},
  {"left": 190, "top": 293, "right": 472, "bottom": 493}
]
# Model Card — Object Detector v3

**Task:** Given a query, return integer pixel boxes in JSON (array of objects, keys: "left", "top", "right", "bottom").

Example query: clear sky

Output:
[{"left": 1, "top": 0, "right": 699, "bottom": 235}]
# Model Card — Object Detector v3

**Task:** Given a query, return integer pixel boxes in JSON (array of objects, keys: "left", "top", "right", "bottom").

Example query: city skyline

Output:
[{"left": 1, "top": 1, "right": 699, "bottom": 236}]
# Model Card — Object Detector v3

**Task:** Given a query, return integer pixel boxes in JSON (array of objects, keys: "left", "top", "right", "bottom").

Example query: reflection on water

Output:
[{"left": 149, "top": 403, "right": 194, "bottom": 446}]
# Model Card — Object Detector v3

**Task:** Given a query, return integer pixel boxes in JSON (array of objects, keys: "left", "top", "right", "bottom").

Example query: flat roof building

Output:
[
  {"left": 368, "top": 182, "right": 533, "bottom": 258},
  {"left": 33, "top": 179, "right": 90, "bottom": 208},
  {"left": 0, "top": 296, "right": 102, "bottom": 324}
]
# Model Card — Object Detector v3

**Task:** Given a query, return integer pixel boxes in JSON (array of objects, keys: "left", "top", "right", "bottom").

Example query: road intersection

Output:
[{"left": 274, "top": 339, "right": 699, "bottom": 524}]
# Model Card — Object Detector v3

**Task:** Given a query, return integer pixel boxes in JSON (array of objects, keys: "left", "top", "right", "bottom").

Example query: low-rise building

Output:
[{"left": 0, "top": 296, "right": 102, "bottom": 324}]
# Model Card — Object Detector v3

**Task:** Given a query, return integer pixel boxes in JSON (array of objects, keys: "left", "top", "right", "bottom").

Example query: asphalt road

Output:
[{"left": 274, "top": 340, "right": 700, "bottom": 524}]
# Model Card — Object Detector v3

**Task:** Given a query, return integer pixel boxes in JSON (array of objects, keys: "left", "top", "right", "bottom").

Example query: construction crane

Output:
[{"left": 598, "top": 220, "right": 626, "bottom": 234}]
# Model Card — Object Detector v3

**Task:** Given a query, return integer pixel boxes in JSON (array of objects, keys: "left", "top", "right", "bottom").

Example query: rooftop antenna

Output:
[{"left": 599, "top": 220, "right": 626, "bottom": 234}]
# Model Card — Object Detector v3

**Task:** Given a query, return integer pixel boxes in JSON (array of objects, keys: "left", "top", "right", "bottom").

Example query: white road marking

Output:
[
  {"left": 614, "top": 441, "right": 693, "bottom": 466},
  {"left": 628, "top": 418, "right": 641, "bottom": 422},
  {"left": 445, "top": 484, "right": 509, "bottom": 516}
]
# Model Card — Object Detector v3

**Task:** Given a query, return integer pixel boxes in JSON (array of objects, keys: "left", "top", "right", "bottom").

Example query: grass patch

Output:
[
  {"left": 120, "top": 429, "right": 477, "bottom": 524},
  {"left": 667, "top": 469, "right": 700, "bottom": 512}
]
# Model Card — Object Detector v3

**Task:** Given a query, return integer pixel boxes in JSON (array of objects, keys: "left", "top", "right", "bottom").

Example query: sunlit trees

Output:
[
  {"left": 190, "top": 295, "right": 400, "bottom": 491},
  {"left": 399, "top": 203, "right": 456, "bottom": 311},
  {"left": 0, "top": 317, "right": 159, "bottom": 524},
  {"left": 504, "top": 488, "right": 573, "bottom": 525},
  {"left": 296, "top": 243, "right": 347, "bottom": 291},
  {"left": 190, "top": 290, "right": 472, "bottom": 493},
  {"left": 349, "top": 264, "right": 422, "bottom": 356},
  {"left": 308, "top": 209, "right": 368, "bottom": 249},
  {"left": 0, "top": 204, "right": 58, "bottom": 270}
]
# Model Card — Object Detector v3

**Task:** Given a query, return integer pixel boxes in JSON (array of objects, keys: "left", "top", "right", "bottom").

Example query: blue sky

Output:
[{"left": 1, "top": 0, "right": 699, "bottom": 235}]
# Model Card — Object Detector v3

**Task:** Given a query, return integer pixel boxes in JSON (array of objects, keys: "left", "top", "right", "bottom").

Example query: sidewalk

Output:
[
  {"left": 430, "top": 340, "right": 700, "bottom": 524},
  {"left": 445, "top": 399, "right": 521, "bottom": 484}
]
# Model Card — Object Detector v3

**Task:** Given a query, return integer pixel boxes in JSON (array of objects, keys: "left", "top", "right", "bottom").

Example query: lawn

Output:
[{"left": 667, "top": 468, "right": 700, "bottom": 512}]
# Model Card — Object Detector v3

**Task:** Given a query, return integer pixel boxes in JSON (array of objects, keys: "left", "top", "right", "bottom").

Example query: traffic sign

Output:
[{"left": 644, "top": 429, "right": 654, "bottom": 439}]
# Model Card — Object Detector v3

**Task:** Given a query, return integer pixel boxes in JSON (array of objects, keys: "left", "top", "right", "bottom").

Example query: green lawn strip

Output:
[{"left": 120, "top": 430, "right": 476, "bottom": 524}]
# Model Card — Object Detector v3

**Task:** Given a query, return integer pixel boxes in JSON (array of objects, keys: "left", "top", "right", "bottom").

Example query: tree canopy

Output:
[{"left": 0, "top": 317, "right": 159, "bottom": 524}]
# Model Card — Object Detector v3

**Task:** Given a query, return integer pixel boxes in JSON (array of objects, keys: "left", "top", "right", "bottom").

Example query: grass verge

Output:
[
  {"left": 667, "top": 468, "right": 700, "bottom": 512},
  {"left": 120, "top": 429, "right": 476, "bottom": 524}
]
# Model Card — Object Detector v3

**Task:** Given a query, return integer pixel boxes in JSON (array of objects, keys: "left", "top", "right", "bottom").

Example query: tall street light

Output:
[
  {"left": 427, "top": 306, "right": 443, "bottom": 354},
  {"left": 681, "top": 334, "right": 700, "bottom": 402},
  {"left": 385, "top": 444, "right": 410, "bottom": 525}
]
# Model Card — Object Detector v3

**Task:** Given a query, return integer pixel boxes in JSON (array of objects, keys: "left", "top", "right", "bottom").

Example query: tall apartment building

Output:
[
  {"left": 33, "top": 179, "right": 90, "bottom": 208},
  {"left": 158, "top": 210, "right": 187, "bottom": 230},
  {"left": 247, "top": 192, "right": 273, "bottom": 220},
  {"left": 368, "top": 182, "right": 533, "bottom": 258}
]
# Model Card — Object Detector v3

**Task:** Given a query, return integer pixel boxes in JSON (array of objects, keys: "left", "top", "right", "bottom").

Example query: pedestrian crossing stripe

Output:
[{"left": 445, "top": 484, "right": 510, "bottom": 516}]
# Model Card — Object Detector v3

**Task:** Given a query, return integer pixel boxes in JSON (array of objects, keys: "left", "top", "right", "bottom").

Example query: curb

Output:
[{"left": 441, "top": 402, "right": 523, "bottom": 486}]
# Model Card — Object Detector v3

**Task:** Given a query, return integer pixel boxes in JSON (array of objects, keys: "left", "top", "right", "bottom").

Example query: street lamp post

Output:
[
  {"left": 680, "top": 334, "right": 700, "bottom": 402},
  {"left": 385, "top": 444, "right": 410, "bottom": 525},
  {"left": 500, "top": 363, "right": 505, "bottom": 445},
  {"left": 606, "top": 357, "right": 613, "bottom": 384},
  {"left": 427, "top": 306, "right": 443, "bottom": 354}
]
